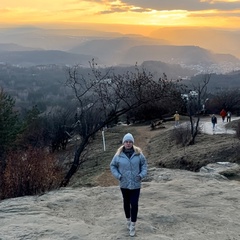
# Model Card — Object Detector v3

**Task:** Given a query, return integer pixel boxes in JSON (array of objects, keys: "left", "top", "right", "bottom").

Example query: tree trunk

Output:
[
  {"left": 60, "top": 138, "right": 89, "bottom": 187},
  {"left": 188, "top": 116, "right": 200, "bottom": 145}
]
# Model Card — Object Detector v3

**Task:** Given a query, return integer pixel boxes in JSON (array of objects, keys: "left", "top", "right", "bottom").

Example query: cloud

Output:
[
  {"left": 87, "top": 0, "right": 240, "bottom": 15},
  {"left": 189, "top": 10, "right": 240, "bottom": 18},
  {"left": 94, "top": 0, "right": 153, "bottom": 14},
  {"left": 1, "top": 0, "right": 240, "bottom": 28},
  {"left": 119, "top": 0, "right": 240, "bottom": 11}
]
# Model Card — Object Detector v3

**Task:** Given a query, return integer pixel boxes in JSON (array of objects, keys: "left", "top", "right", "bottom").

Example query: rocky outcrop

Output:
[
  {"left": 1, "top": 167, "right": 240, "bottom": 240},
  {"left": 200, "top": 162, "right": 240, "bottom": 180}
]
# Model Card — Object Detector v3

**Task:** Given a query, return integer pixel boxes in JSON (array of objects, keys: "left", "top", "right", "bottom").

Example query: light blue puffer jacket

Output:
[{"left": 110, "top": 145, "right": 147, "bottom": 189}]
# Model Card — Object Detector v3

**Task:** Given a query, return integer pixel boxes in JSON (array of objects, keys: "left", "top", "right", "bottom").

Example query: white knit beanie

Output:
[{"left": 122, "top": 133, "right": 134, "bottom": 143}]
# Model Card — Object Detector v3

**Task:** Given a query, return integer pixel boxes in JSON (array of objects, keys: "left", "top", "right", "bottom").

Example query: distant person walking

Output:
[
  {"left": 173, "top": 111, "right": 180, "bottom": 127},
  {"left": 211, "top": 114, "right": 217, "bottom": 131},
  {"left": 110, "top": 133, "right": 148, "bottom": 237},
  {"left": 227, "top": 111, "right": 232, "bottom": 122},
  {"left": 220, "top": 109, "right": 227, "bottom": 122}
]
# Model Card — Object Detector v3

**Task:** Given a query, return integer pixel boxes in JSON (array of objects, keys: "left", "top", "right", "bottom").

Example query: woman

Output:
[{"left": 110, "top": 133, "right": 147, "bottom": 237}]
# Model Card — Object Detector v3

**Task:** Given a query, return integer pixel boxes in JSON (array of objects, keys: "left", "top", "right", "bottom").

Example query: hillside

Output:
[
  {"left": 68, "top": 116, "right": 240, "bottom": 188},
  {"left": 1, "top": 117, "right": 240, "bottom": 240}
]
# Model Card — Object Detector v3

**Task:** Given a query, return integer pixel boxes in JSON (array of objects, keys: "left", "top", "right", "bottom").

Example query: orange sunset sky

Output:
[{"left": 1, "top": 0, "right": 240, "bottom": 35}]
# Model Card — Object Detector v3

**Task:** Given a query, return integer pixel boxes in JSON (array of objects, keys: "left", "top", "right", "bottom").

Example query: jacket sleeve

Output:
[
  {"left": 139, "top": 153, "right": 148, "bottom": 179},
  {"left": 110, "top": 155, "right": 122, "bottom": 180}
]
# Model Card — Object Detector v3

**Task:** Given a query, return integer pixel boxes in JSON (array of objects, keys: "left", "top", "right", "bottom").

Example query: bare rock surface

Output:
[
  {"left": 1, "top": 167, "right": 240, "bottom": 240},
  {"left": 200, "top": 162, "right": 240, "bottom": 179}
]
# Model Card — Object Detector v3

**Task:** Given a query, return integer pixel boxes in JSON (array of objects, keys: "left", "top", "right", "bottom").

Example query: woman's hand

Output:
[{"left": 135, "top": 175, "right": 141, "bottom": 181}]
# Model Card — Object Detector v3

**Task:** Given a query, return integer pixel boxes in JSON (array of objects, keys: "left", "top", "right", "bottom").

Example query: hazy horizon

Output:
[
  {"left": 1, "top": 23, "right": 240, "bottom": 60},
  {"left": 0, "top": 22, "right": 239, "bottom": 37}
]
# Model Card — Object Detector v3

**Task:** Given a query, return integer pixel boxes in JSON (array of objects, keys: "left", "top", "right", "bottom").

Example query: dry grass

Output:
[{"left": 68, "top": 119, "right": 240, "bottom": 187}]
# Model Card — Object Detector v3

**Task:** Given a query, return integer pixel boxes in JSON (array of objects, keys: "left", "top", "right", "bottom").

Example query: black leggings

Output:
[{"left": 120, "top": 188, "right": 140, "bottom": 222}]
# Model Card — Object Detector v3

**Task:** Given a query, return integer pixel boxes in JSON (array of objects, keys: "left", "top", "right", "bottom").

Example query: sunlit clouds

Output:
[{"left": 0, "top": 0, "right": 240, "bottom": 29}]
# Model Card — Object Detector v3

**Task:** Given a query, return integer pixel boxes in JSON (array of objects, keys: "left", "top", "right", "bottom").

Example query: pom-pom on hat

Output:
[{"left": 122, "top": 133, "right": 134, "bottom": 144}]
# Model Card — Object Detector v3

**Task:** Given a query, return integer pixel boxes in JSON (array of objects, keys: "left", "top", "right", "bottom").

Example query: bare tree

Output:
[
  {"left": 60, "top": 61, "right": 181, "bottom": 186},
  {"left": 187, "top": 74, "right": 211, "bottom": 145},
  {"left": 211, "top": 89, "right": 240, "bottom": 113}
]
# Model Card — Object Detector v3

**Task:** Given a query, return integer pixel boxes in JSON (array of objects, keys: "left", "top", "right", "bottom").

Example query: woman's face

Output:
[{"left": 124, "top": 141, "right": 133, "bottom": 149}]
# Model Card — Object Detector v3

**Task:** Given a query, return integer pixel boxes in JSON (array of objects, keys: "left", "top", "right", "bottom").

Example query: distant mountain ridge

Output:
[
  {"left": 68, "top": 39, "right": 240, "bottom": 73},
  {"left": 0, "top": 43, "right": 41, "bottom": 51},
  {"left": 0, "top": 27, "right": 240, "bottom": 73},
  {"left": 68, "top": 36, "right": 168, "bottom": 64},
  {"left": 122, "top": 45, "right": 240, "bottom": 65},
  {"left": 0, "top": 50, "right": 99, "bottom": 67},
  {"left": 149, "top": 27, "right": 240, "bottom": 59},
  {"left": 0, "top": 44, "right": 239, "bottom": 73}
]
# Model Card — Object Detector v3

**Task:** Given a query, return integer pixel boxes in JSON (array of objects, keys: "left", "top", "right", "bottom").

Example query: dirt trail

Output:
[
  {"left": 133, "top": 124, "right": 167, "bottom": 157},
  {"left": 96, "top": 123, "right": 169, "bottom": 187}
]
